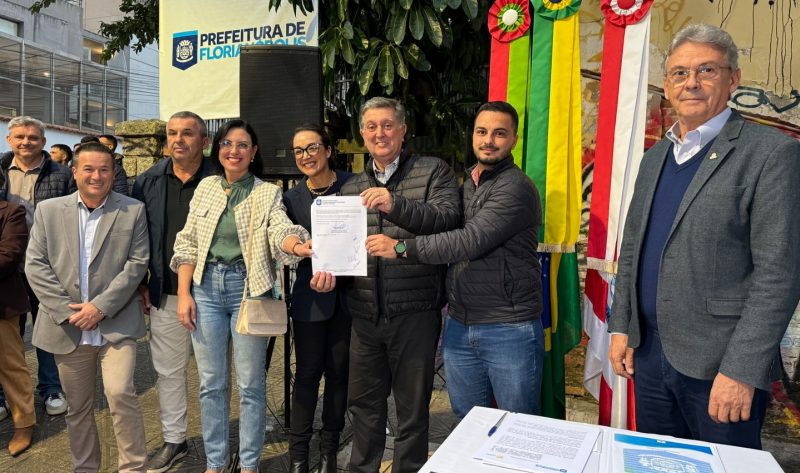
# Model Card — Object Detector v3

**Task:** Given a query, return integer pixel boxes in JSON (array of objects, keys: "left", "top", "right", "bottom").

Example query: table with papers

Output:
[{"left": 420, "top": 406, "right": 785, "bottom": 473}]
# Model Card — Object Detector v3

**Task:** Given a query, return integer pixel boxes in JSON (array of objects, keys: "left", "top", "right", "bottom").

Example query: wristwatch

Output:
[{"left": 394, "top": 240, "right": 407, "bottom": 259}]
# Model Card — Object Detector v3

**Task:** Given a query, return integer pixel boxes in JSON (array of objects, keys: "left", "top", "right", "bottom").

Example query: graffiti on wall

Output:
[{"left": 733, "top": 85, "right": 800, "bottom": 114}]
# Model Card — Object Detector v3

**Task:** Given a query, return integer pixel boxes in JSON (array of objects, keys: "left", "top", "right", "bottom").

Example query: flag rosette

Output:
[
  {"left": 488, "top": 0, "right": 531, "bottom": 42},
  {"left": 601, "top": 0, "right": 653, "bottom": 26},
  {"left": 533, "top": 0, "right": 581, "bottom": 19}
]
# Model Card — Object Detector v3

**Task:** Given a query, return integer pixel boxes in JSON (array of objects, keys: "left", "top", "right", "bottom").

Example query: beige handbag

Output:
[
  {"left": 234, "top": 204, "right": 288, "bottom": 337},
  {"left": 235, "top": 277, "right": 287, "bottom": 336}
]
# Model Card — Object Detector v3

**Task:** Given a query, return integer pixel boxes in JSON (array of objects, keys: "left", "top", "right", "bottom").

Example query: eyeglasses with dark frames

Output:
[{"left": 292, "top": 143, "right": 323, "bottom": 159}]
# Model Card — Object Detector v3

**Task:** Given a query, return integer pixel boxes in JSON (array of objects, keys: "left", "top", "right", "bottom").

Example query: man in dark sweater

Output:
[
  {"left": 369, "top": 101, "right": 544, "bottom": 419},
  {"left": 609, "top": 24, "right": 800, "bottom": 448}
]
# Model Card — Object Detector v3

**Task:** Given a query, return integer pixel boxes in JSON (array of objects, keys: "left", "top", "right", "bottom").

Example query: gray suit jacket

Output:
[
  {"left": 27, "top": 191, "right": 150, "bottom": 355},
  {"left": 610, "top": 110, "right": 800, "bottom": 391}
]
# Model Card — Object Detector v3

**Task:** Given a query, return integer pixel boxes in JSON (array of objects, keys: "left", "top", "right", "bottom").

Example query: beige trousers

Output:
[
  {"left": 0, "top": 316, "right": 35, "bottom": 428},
  {"left": 55, "top": 340, "right": 146, "bottom": 473},
  {"left": 148, "top": 294, "right": 192, "bottom": 443}
]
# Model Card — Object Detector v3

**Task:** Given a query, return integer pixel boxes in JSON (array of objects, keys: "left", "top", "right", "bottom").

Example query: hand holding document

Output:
[
  {"left": 310, "top": 196, "right": 367, "bottom": 276},
  {"left": 474, "top": 411, "right": 600, "bottom": 473}
]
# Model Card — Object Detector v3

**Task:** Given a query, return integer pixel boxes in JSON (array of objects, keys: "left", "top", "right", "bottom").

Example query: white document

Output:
[
  {"left": 310, "top": 196, "right": 367, "bottom": 276},
  {"left": 473, "top": 412, "right": 601, "bottom": 473},
  {"left": 611, "top": 432, "right": 727, "bottom": 473}
]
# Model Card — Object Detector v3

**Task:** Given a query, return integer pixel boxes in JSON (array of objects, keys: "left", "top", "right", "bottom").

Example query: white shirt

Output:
[
  {"left": 665, "top": 108, "right": 731, "bottom": 164},
  {"left": 372, "top": 155, "right": 400, "bottom": 184},
  {"left": 77, "top": 194, "right": 109, "bottom": 347}
]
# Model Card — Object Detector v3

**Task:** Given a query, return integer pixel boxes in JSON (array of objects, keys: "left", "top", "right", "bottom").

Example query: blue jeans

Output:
[
  {"left": 442, "top": 316, "right": 545, "bottom": 419},
  {"left": 192, "top": 262, "right": 268, "bottom": 470}
]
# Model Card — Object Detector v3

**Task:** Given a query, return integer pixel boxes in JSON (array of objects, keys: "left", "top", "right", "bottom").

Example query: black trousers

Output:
[
  {"left": 348, "top": 311, "right": 441, "bottom": 473},
  {"left": 289, "top": 306, "right": 352, "bottom": 458}
]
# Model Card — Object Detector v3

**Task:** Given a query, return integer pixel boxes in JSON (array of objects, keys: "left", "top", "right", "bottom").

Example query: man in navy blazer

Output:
[{"left": 609, "top": 24, "right": 800, "bottom": 448}]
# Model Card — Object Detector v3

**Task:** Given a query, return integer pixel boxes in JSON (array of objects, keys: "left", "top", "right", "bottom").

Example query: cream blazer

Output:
[{"left": 171, "top": 175, "right": 308, "bottom": 297}]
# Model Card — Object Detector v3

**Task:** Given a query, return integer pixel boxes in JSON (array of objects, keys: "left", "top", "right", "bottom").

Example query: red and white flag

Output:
[{"left": 582, "top": 0, "right": 654, "bottom": 429}]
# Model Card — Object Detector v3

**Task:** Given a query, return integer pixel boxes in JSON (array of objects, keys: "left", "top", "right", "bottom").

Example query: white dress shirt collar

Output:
[{"left": 666, "top": 107, "right": 731, "bottom": 165}]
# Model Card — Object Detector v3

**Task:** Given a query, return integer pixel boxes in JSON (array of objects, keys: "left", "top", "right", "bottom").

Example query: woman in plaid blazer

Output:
[{"left": 170, "top": 119, "right": 311, "bottom": 473}]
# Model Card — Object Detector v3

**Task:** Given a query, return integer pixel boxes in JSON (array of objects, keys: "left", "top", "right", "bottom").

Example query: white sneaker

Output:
[
  {"left": 0, "top": 401, "right": 9, "bottom": 422},
  {"left": 45, "top": 392, "right": 67, "bottom": 416}
]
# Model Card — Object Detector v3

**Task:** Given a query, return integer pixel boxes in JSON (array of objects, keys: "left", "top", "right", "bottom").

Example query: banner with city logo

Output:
[{"left": 159, "top": 0, "right": 319, "bottom": 119}]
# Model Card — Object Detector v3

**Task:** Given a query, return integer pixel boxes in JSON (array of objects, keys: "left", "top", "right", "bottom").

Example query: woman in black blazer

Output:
[{"left": 283, "top": 124, "right": 353, "bottom": 473}]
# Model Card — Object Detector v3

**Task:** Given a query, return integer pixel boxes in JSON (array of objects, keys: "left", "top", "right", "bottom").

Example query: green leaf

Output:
[
  {"left": 321, "top": 39, "right": 336, "bottom": 71},
  {"left": 404, "top": 43, "right": 431, "bottom": 71},
  {"left": 339, "top": 36, "right": 355, "bottom": 64},
  {"left": 461, "top": 0, "right": 478, "bottom": 19},
  {"left": 388, "top": 9, "right": 408, "bottom": 45},
  {"left": 337, "top": 0, "right": 347, "bottom": 21},
  {"left": 377, "top": 46, "right": 394, "bottom": 87},
  {"left": 358, "top": 54, "right": 380, "bottom": 95},
  {"left": 353, "top": 28, "right": 369, "bottom": 50},
  {"left": 432, "top": 0, "right": 447, "bottom": 13},
  {"left": 399, "top": 0, "right": 413, "bottom": 9},
  {"left": 390, "top": 45, "right": 408, "bottom": 79},
  {"left": 447, "top": 0, "right": 461, "bottom": 9},
  {"left": 342, "top": 21, "right": 354, "bottom": 40},
  {"left": 422, "top": 6, "right": 443, "bottom": 47},
  {"left": 409, "top": 7, "right": 425, "bottom": 41}
]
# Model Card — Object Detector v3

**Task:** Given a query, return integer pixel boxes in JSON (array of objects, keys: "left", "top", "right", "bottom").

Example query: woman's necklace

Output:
[{"left": 307, "top": 171, "right": 337, "bottom": 196}]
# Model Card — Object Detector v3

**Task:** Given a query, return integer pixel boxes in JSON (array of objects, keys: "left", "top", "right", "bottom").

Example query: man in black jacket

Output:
[
  {"left": 371, "top": 101, "right": 545, "bottom": 419},
  {"left": 313, "top": 97, "right": 460, "bottom": 473},
  {"left": 132, "top": 111, "right": 212, "bottom": 473},
  {"left": 1, "top": 116, "right": 74, "bottom": 418}
]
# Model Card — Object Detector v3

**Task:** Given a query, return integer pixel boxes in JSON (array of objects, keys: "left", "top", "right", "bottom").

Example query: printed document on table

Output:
[
  {"left": 611, "top": 433, "right": 727, "bottom": 473},
  {"left": 310, "top": 196, "right": 367, "bottom": 276},
  {"left": 473, "top": 412, "right": 600, "bottom": 473}
]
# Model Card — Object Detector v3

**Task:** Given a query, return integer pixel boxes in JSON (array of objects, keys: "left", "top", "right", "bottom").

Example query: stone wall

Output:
[{"left": 115, "top": 119, "right": 167, "bottom": 178}]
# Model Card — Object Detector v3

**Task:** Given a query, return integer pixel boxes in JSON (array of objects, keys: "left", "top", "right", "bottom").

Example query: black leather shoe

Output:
[
  {"left": 290, "top": 460, "right": 309, "bottom": 473},
  {"left": 145, "top": 441, "right": 189, "bottom": 473},
  {"left": 319, "top": 452, "right": 336, "bottom": 473}
]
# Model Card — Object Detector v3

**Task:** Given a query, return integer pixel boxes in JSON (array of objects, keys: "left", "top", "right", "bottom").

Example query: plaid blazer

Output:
[{"left": 170, "top": 175, "right": 308, "bottom": 297}]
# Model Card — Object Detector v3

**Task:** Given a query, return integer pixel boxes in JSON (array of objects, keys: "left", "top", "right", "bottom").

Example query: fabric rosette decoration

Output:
[
  {"left": 601, "top": 0, "right": 653, "bottom": 26},
  {"left": 488, "top": 0, "right": 531, "bottom": 42},
  {"left": 533, "top": 0, "right": 581, "bottom": 20}
]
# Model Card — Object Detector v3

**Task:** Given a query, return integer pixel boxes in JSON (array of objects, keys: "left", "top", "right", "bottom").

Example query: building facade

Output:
[{"left": 0, "top": 0, "right": 158, "bottom": 148}]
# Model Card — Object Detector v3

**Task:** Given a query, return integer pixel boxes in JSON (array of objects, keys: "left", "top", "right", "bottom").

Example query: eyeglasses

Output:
[
  {"left": 361, "top": 122, "right": 396, "bottom": 134},
  {"left": 666, "top": 64, "right": 731, "bottom": 86},
  {"left": 292, "top": 143, "right": 323, "bottom": 158},
  {"left": 219, "top": 140, "right": 252, "bottom": 151}
]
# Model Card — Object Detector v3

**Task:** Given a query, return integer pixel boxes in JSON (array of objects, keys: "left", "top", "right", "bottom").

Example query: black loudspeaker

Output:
[{"left": 240, "top": 45, "right": 322, "bottom": 177}]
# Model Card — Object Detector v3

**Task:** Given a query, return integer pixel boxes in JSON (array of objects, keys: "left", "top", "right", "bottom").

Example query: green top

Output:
[{"left": 207, "top": 173, "right": 255, "bottom": 264}]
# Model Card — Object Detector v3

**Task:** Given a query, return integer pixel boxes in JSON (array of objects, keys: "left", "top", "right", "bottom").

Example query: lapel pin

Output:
[{"left": 709, "top": 152, "right": 718, "bottom": 160}]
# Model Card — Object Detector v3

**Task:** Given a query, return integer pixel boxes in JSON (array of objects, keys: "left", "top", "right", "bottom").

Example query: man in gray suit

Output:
[
  {"left": 609, "top": 24, "right": 800, "bottom": 448},
  {"left": 26, "top": 141, "right": 150, "bottom": 472}
]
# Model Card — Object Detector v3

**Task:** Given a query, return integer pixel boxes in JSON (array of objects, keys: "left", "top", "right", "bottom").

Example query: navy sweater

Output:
[{"left": 637, "top": 140, "right": 715, "bottom": 332}]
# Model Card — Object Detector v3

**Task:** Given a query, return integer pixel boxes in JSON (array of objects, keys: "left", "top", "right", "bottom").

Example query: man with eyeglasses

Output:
[
  {"left": 132, "top": 111, "right": 213, "bottom": 473},
  {"left": 312, "top": 97, "right": 460, "bottom": 473},
  {"left": 609, "top": 24, "right": 800, "bottom": 448}
]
